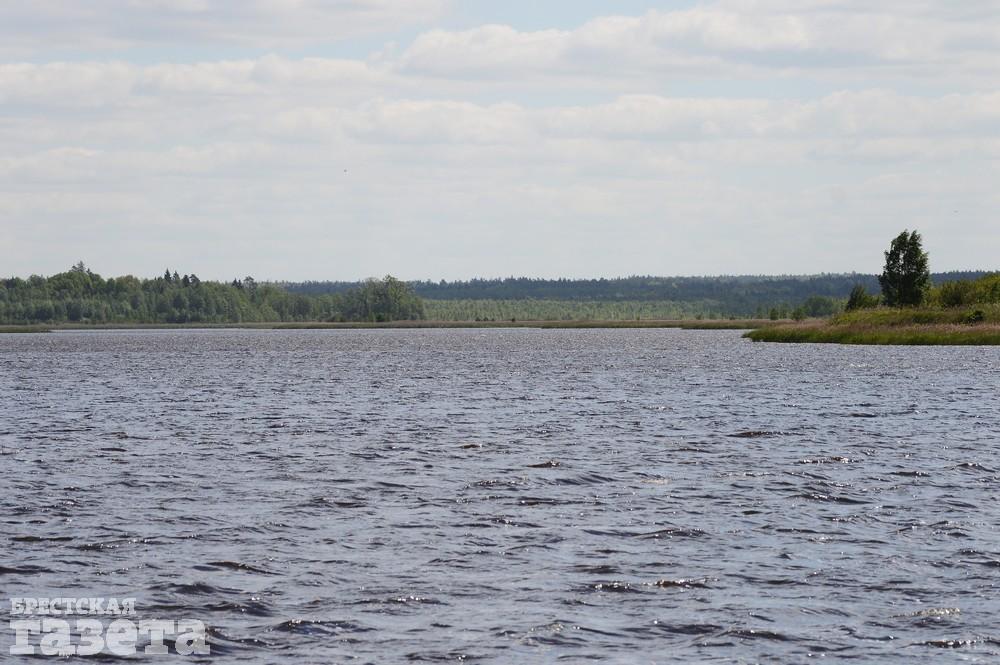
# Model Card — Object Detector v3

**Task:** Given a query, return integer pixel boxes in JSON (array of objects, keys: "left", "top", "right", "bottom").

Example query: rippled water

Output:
[{"left": 2, "top": 328, "right": 999, "bottom": 663}]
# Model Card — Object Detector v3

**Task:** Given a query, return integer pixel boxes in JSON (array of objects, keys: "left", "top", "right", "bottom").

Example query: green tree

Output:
[
  {"left": 846, "top": 284, "right": 878, "bottom": 311},
  {"left": 879, "top": 230, "right": 930, "bottom": 307},
  {"left": 341, "top": 276, "right": 425, "bottom": 322},
  {"left": 801, "top": 295, "right": 838, "bottom": 317}
]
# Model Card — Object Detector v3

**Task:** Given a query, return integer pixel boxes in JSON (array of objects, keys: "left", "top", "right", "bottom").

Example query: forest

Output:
[
  {"left": 285, "top": 274, "right": 893, "bottom": 304},
  {"left": 286, "top": 272, "right": 987, "bottom": 318},
  {"left": 0, "top": 264, "right": 424, "bottom": 325}
]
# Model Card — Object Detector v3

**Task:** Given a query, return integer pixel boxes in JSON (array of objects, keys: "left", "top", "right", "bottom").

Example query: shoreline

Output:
[
  {"left": 744, "top": 321, "right": 1000, "bottom": 345},
  {"left": 9, "top": 317, "right": 1000, "bottom": 345},
  {"left": 0, "top": 319, "right": 777, "bottom": 334}
]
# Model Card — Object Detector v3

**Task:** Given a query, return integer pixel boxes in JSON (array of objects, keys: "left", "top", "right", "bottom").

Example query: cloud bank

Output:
[{"left": 1, "top": 1, "right": 998, "bottom": 279}]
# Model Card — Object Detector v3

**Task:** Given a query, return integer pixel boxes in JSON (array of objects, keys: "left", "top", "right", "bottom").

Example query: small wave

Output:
[
  {"left": 798, "top": 492, "right": 869, "bottom": 505},
  {"left": 724, "top": 628, "right": 792, "bottom": 641},
  {"left": 921, "top": 638, "right": 991, "bottom": 648},
  {"left": 205, "top": 599, "right": 275, "bottom": 617},
  {"left": 799, "top": 456, "right": 858, "bottom": 464},
  {"left": 955, "top": 462, "right": 996, "bottom": 473},
  {"left": 200, "top": 560, "right": 277, "bottom": 575},
  {"left": 728, "top": 430, "right": 789, "bottom": 438},
  {"left": 269, "top": 618, "right": 370, "bottom": 635},
  {"left": 402, "top": 650, "right": 484, "bottom": 662},
  {"left": 472, "top": 479, "right": 527, "bottom": 488},
  {"left": 0, "top": 564, "right": 53, "bottom": 575},
  {"left": 894, "top": 607, "right": 961, "bottom": 618},
  {"left": 333, "top": 500, "right": 366, "bottom": 508},
  {"left": 638, "top": 526, "right": 707, "bottom": 539},
  {"left": 353, "top": 595, "right": 443, "bottom": 606},
  {"left": 651, "top": 577, "right": 714, "bottom": 589},
  {"left": 516, "top": 497, "right": 564, "bottom": 506},
  {"left": 647, "top": 622, "right": 722, "bottom": 636},
  {"left": 203, "top": 625, "right": 273, "bottom": 654},
  {"left": 592, "top": 581, "right": 643, "bottom": 593},
  {"left": 552, "top": 472, "right": 615, "bottom": 486},
  {"left": 77, "top": 537, "right": 165, "bottom": 550},
  {"left": 573, "top": 564, "right": 619, "bottom": 574},
  {"left": 151, "top": 581, "right": 227, "bottom": 595}
]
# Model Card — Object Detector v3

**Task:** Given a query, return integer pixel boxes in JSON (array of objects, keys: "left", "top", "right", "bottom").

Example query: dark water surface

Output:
[{"left": 2, "top": 328, "right": 999, "bottom": 663}]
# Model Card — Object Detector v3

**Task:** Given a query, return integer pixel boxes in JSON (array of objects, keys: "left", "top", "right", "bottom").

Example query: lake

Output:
[{"left": 2, "top": 328, "right": 999, "bottom": 662}]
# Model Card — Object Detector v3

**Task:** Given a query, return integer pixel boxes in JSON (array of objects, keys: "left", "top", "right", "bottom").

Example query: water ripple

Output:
[{"left": 2, "top": 328, "right": 999, "bottom": 662}]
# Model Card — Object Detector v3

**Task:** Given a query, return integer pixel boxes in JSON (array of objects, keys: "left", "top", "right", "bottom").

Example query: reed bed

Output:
[{"left": 745, "top": 320, "right": 1000, "bottom": 345}]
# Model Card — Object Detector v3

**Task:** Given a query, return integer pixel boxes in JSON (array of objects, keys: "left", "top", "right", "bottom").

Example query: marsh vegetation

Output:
[{"left": 747, "top": 233, "right": 1000, "bottom": 345}]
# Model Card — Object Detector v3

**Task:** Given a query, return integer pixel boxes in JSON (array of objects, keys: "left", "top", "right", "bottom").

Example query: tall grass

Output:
[
  {"left": 541, "top": 319, "right": 775, "bottom": 330},
  {"left": 0, "top": 325, "right": 51, "bottom": 333},
  {"left": 833, "top": 304, "right": 1000, "bottom": 326},
  {"left": 745, "top": 306, "right": 1000, "bottom": 345}
]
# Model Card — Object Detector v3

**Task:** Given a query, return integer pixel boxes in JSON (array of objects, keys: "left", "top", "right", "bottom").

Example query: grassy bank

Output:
[
  {"left": 745, "top": 305, "right": 1000, "bottom": 345},
  {"left": 536, "top": 319, "right": 774, "bottom": 330},
  {"left": 0, "top": 325, "right": 51, "bottom": 333}
]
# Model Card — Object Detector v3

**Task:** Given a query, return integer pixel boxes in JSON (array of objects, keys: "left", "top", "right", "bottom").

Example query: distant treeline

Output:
[
  {"left": 286, "top": 272, "right": 988, "bottom": 317},
  {"left": 4, "top": 266, "right": 995, "bottom": 326},
  {"left": 424, "top": 299, "right": 705, "bottom": 322},
  {"left": 0, "top": 264, "right": 424, "bottom": 325},
  {"left": 425, "top": 296, "right": 847, "bottom": 322}
]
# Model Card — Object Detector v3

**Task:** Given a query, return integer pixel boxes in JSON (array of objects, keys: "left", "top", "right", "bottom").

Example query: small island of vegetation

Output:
[{"left": 745, "top": 231, "right": 1000, "bottom": 345}]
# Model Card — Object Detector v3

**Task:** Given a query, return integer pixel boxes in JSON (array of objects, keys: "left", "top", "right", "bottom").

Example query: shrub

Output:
[
  {"left": 937, "top": 280, "right": 977, "bottom": 307},
  {"left": 966, "top": 309, "right": 986, "bottom": 324},
  {"left": 846, "top": 285, "right": 879, "bottom": 311}
]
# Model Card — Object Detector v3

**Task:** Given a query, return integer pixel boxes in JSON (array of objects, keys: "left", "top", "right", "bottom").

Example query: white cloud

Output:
[
  {"left": 4, "top": 57, "right": 998, "bottom": 154},
  {"left": 397, "top": 5, "right": 1000, "bottom": 83}
]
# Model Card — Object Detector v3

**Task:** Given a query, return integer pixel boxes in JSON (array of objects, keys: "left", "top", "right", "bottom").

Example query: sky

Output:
[{"left": 2, "top": 1, "right": 998, "bottom": 281}]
